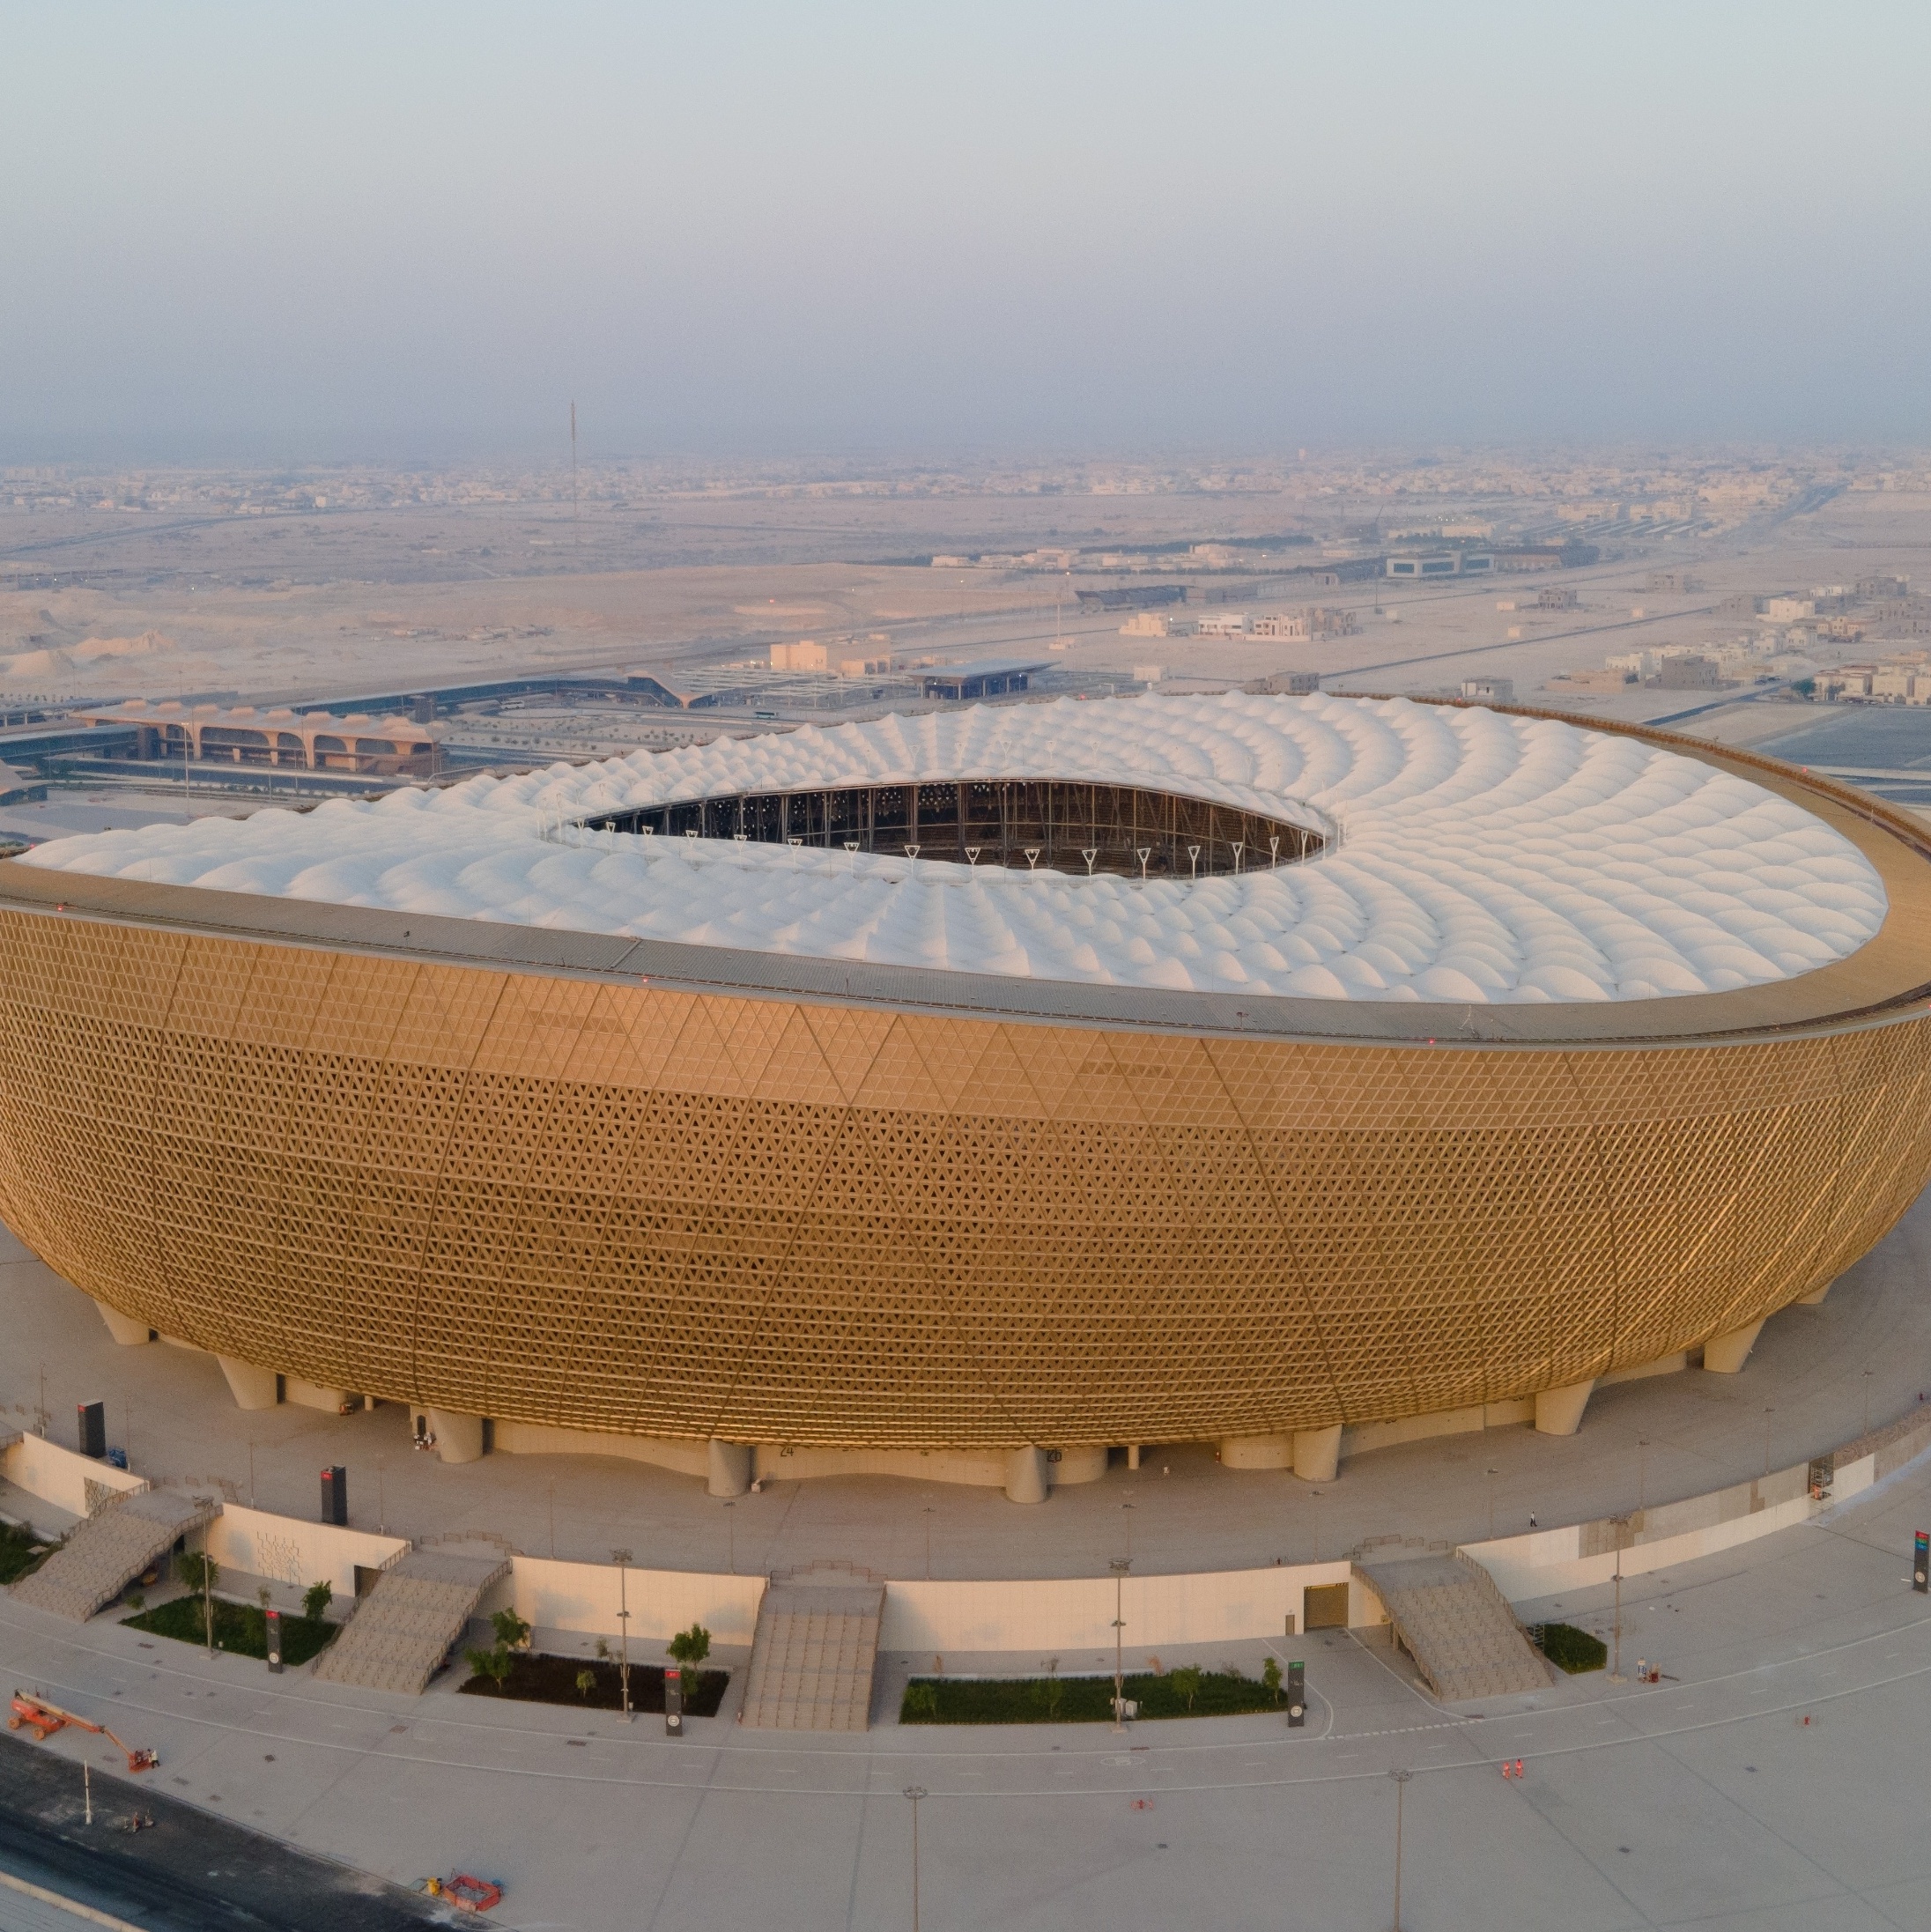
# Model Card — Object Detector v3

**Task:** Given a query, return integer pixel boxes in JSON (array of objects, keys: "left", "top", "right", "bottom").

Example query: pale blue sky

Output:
[{"left": 4, "top": 2, "right": 1927, "bottom": 459}]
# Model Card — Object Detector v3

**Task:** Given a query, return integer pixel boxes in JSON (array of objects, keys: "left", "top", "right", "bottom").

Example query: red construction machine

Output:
[{"left": 7, "top": 1691, "right": 159, "bottom": 1773}]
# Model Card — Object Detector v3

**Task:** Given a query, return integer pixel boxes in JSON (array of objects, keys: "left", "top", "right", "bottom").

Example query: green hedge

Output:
[
  {"left": 1532, "top": 1622, "right": 1607, "bottom": 1674},
  {"left": 900, "top": 1669, "right": 1284, "bottom": 1726},
  {"left": 122, "top": 1595, "right": 337, "bottom": 1667}
]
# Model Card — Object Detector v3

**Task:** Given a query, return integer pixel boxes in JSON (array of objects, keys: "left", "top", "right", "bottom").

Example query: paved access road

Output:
[{"left": 7, "top": 1454, "right": 1931, "bottom": 1929}]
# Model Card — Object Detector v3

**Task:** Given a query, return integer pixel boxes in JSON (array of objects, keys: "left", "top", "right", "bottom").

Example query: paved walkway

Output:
[
  {"left": 4, "top": 1445, "right": 1931, "bottom": 1929},
  {"left": 6, "top": 1188, "right": 1931, "bottom": 1583}
]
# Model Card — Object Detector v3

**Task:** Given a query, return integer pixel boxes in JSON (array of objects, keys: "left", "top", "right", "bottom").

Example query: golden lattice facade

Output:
[{"left": 3, "top": 725, "right": 1930, "bottom": 1454}]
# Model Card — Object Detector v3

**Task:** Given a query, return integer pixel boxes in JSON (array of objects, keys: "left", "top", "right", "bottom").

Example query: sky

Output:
[{"left": 4, "top": 0, "right": 1929, "bottom": 461}]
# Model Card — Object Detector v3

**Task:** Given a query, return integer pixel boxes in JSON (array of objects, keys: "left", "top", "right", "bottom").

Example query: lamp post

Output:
[
  {"left": 724, "top": 1500, "right": 736, "bottom": 1576},
  {"left": 192, "top": 1497, "right": 215, "bottom": 1656},
  {"left": 1638, "top": 1436, "right": 1649, "bottom": 1512},
  {"left": 1121, "top": 1501, "right": 1135, "bottom": 1562},
  {"left": 376, "top": 1456, "right": 386, "bottom": 1538},
  {"left": 1485, "top": 1467, "right": 1498, "bottom": 1541},
  {"left": 1110, "top": 1558, "right": 1131, "bottom": 1730},
  {"left": 1609, "top": 1514, "right": 1629, "bottom": 1682},
  {"left": 923, "top": 1502, "right": 936, "bottom": 1580},
  {"left": 1388, "top": 1768, "right": 1413, "bottom": 1932},
  {"left": 904, "top": 1786, "right": 929, "bottom": 1932},
  {"left": 611, "top": 1547, "right": 633, "bottom": 1721}
]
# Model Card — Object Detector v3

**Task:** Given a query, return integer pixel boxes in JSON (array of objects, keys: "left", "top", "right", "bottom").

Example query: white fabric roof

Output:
[{"left": 22, "top": 694, "right": 1887, "bottom": 1003}]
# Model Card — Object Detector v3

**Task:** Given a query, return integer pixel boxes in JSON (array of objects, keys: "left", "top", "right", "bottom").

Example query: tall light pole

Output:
[
  {"left": 1388, "top": 1768, "right": 1413, "bottom": 1931},
  {"left": 611, "top": 1547, "right": 633, "bottom": 1721},
  {"left": 1485, "top": 1466, "right": 1498, "bottom": 1541},
  {"left": 1609, "top": 1514, "right": 1629, "bottom": 1682},
  {"left": 904, "top": 1785, "right": 928, "bottom": 1932},
  {"left": 923, "top": 1502, "right": 936, "bottom": 1580},
  {"left": 1110, "top": 1558, "right": 1131, "bottom": 1730}
]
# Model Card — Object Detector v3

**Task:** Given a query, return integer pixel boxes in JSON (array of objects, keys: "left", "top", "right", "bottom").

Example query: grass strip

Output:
[
  {"left": 122, "top": 1595, "right": 337, "bottom": 1667},
  {"left": 901, "top": 1669, "right": 1285, "bottom": 1725}
]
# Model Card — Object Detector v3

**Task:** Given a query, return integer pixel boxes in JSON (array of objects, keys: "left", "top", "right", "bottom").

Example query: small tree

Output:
[
  {"left": 302, "top": 1580, "right": 333, "bottom": 1624},
  {"left": 1262, "top": 1656, "right": 1283, "bottom": 1704},
  {"left": 177, "top": 1550, "right": 218, "bottom": 1656},
  {"left": 1169, "top": 1664, "right": 1203, "bottom": 1712},
  {"left": 176, "top": 1550, "right": 218, "bottom": 1594},
  {"left": 667, "top": 1622, "right": 711, "bottom": 1677},
  {"left": 465, "top": 1644, "right": 513, "bottom": 1694},
  {"left": 491, "top": 1608, "right": 531, "bottom": 1652},
  {"left": 575, "top": 1667, "right": 596, "bottom": 1700}
]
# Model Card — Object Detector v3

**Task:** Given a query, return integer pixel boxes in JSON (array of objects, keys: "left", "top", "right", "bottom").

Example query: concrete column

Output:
[
  {"left": 707, "top": 1439, "right": 753, "bottom": 1498},
  {"left": 428, "top": 1409, "right": 486, "bottom": 1464},
  {"left": 1220, "top": 1432, "right": 1293, "bottom": 1470},
  {"left": 1051, "top": 1445, "right": 1108, "bottom": 1485},
  {"left": 216, "top": 1356, "right": 279, "bottom": 1410},
  {"left": 1003, "top": 1446, "right": 1049, "bottom": 1504},
  {"left": 1126, "top": 1445, "right": 1142, "bottom": 1471},
  {"left": 1704, "top": 1318, "right": 1767, "bottom": 1374},
  {"left": 1292, "top": 1424, "right": 1343, "bottom": 1483},
  {"left": 1534, "top": 1379, "right": 1595, "bottom": 1436},
  {"left": 93, "top": 1299, "right": 152, "bottom": 1345}
]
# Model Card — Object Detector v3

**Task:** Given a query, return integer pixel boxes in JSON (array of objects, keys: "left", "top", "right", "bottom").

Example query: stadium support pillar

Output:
[
  {"left": 1292, "top": 1424, "right": 1343, "bottom": 1483},
  {"left": 1004, "top": 1446, "right": 1049, "bottom": 1504},
  {"left": 1704, "top": 1318, "right": 1768, "bottom": 1374},
  {"left": 92, "top": 1299, "right": 152, "bottom": 1345},
  {"left": 217, "top": 1356, "right": 280, "bottom": 1410},
  {"left": 1796, "top": 1280, "right": 1831, "bottom": 1306},
  {"left": 1126, "top": 1445, "right": 1142, "bottom": 1470},
  {"left": 707, "top": 1439, "right": 753, "bottom": 1498},
  {"left": 1534, "top": 1380, "right": 1594, "bottom": 1436},
  {"left": 429, "top": 1410, "right": 486, "bottom": 1463}
]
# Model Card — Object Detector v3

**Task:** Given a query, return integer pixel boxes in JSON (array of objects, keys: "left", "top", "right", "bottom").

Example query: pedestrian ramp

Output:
[
  {"left": 10, "top": 1487, "right": 219, "bottom": 1623},
  {"left": 1354, "top": 1551, "right": 1550, "bottom": 1702},
  {"left": 309, "top": 1548, "right": 510, "bottom": 1696},
  {"left": 739, "top": 1562, "right": 884, "bottom": 1731}
]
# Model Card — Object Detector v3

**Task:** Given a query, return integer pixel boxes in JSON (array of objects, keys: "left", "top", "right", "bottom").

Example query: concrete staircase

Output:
[
  {"left": 739, "top": 1562, "right": 884, "bottom": 1731},
  {"left": 10, "top": 1487, "right": 220, "bottom": 1623},
  {"left": 1355, "top": 1551, "right": 1550, "bottom": 1702},
  {"left": 308, "top": 1548, "right": 511, "bottom": 1696}
]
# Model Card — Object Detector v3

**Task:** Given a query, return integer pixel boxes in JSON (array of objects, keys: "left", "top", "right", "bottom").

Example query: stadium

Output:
[{"left": 2, "top": 692, "right": 1928, "bottom": 1499}]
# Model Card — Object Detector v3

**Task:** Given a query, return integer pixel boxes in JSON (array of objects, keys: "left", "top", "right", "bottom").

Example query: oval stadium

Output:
[{"left": 3, "top": 692, "right": 1928, "bottom": 1498}]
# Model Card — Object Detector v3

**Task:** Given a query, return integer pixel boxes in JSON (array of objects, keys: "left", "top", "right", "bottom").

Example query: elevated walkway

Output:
[
  {"left": 739, "top": 1562, "right": 884, "bottom": 1731},
  {"left": 10, "top": 1487, "right": 219, "bottom": 1623},
  {"left": 1355, "top": 1549, "right": 1550, "bottom": 1702},
  {"left": 308, "top": 1548, "right": 510, "bottom": 1696}
]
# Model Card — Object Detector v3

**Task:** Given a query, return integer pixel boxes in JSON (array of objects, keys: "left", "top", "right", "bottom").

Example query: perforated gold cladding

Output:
[{"left": 0, "top": 907, "right": 1927, "bottom": 1451}]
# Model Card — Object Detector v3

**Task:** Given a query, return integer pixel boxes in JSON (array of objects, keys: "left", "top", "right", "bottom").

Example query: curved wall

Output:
[{"left": 0, "top": 906, "right": 1927, "bottom": 1451}]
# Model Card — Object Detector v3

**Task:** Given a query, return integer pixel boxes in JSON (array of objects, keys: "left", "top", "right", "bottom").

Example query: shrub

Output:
[
  {"left": 491, "top": 1608, "right": 532, "bottom": 1651},
  {"left": 575, "top": 1668, "right": 596, "bottom": 1700},
  {"left": 1534, "top": 1623, "right": 1608, "bottom": 1674},
  {"left": 667, "top": 1623, "right": 712, "bottom": 1671},
  {"left": 302, "top": 1580, "right": 333, "bottom": 1624},
  {"left": 466, "top": 1644, "right": 513, "bottom": 1693},
  {"left": 902, "top": 1683, "right": 940, "bottom": 1721},
  {"left": 1262, "top": 1657, "right": 1283, "bottom": 1701},
  {"left": 1168, "top": 1665, "right": 1203, "bottom": 1711}
]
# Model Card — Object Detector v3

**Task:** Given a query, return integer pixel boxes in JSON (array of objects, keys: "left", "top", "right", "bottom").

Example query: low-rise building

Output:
[{"left": 1250, "top": 612, "right": 1308, "bottom": 640}]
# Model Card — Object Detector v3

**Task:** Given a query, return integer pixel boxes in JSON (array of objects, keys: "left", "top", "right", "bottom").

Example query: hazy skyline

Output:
[{"left": 6, "top": 1, "right": 1929, "bottom": 461}]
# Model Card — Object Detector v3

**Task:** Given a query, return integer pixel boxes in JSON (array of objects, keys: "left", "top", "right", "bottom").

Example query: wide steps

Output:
[
  {"left": 309, "top": 1549, "right": 510, "bottom": 1696},
  {"left": 10, "top": 1487, "right": 219, "bottom": 1623},
  {"left": 1357, "top": 1553, "right": 1550, "bottom": 1703},
  {"left": 740, "top": 1563, "right": 884, "bottom": 1731}
]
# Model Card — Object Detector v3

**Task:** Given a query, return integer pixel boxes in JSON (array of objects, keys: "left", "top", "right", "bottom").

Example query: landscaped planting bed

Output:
[
  {"left": 0, "top": 1521, "right": 52, "bottom": 1587},
  {"left": 456, "top": 1653, "right": 729, "bottom": 1716},
  {"left": 1531, "top": 1622, "right": 1608, "bottom": 1674},
  {"left": 900, "top": 1669, "right": 1285, "bottom": 1725},
  {"left": 122, "top": 1596, "right": 337, "bottom": 1667}
]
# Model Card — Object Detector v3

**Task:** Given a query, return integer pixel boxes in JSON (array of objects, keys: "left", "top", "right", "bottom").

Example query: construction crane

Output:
[{"left": 8, "top": 1691, "right": 159, "bottom": 1773}]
